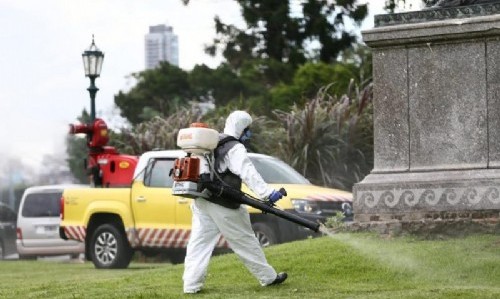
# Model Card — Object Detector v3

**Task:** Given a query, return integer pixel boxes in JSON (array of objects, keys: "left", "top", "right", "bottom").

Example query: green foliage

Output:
[
  {"left": 98, "top": 4, "right": 375, "bottom": 191},
  {"left": 239, "top": 59, "right": 295, "bottom": 94},
  {"left": 207, "top": 0, "right": 368, "bottom": 68},
  {"left": 110, "top": 107, "right": 204, "bottom": 155},
  {"left": 66, "top": 109, "right": 91, "bottom": 184},
  {"left": 230, "top": 58, "right": 296, "bottom": 116},
  {"left": 240, "top": 114, "right": 286, "bottom": 156},
  {"left": 270, "top": 46, "right": 373, "bottom": 112},
  {"left": 114, "top": 62, "right": 190, "bottom": 125},
  {"left": 206, "top": 16, "right": 260, "bottom": 70},
  {"left": 66, "top": 136, "right": 88, "bottom": 184},
  {"left": 384, "top": 0, "right": 400, "bottom": 12},
  {"left": 109, "top": 100, "right": 287, "bottom": 160},
  {"left": 114, "top": 60, "right": 291, "bottom": 124},
  {"left": 1, "top": 235, "right": 499, "bottom": 298},
  {"left": 268, "top": 85, "right": 297, "bottom": 113},
  {"left": 108, "top": 58, "right": 373, "bottom": 190},
  {"left": 384, "top": 0, "right": 428, "bottom": 12},
  {"left": 112, "top": 2, "right": 374, "bottom": 127},
  {"left": 274, "top": 81, "right": 373, "bottom": 190},
  {"left": 188, "top": 63, "right": 245, "bottom": 107},
  {"left": 301, "top": 0, "right": 367, "bottom": 62},
  {"left": 324, "top": 211, "right": 347, "bottom": 231},
  {"left": 270, "top": 62, "right": 338, "bottom": 110},
  {"left": 293, "top": 63, "right": 341, "bottom": 96}
]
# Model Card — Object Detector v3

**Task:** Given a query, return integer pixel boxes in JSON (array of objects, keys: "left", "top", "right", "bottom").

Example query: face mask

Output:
[{"left": 240, "top": 129, "right": 252, "bottom": 142}]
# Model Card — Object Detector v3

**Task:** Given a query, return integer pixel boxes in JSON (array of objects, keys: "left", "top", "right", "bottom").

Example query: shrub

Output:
[{"left": 274, "top": 81, "right": 373, "bottom": 190}]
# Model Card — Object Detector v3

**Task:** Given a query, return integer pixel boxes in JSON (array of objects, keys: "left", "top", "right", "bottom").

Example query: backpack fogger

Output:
[{"left": 171, "top": 123, "right": 320, "bottom": 233}]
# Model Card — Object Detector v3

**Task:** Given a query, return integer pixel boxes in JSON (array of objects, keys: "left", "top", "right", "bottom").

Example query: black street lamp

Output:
[{"left": 82, "top": 35, "right": 104, "bottom": 122}]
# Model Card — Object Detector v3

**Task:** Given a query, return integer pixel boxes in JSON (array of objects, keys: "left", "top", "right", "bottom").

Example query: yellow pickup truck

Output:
[{"left": 60, "top": 150, "right": 353, "bottom": 269}]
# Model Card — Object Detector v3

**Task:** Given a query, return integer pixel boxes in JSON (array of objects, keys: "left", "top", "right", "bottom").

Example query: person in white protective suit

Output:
[{"left": 183, "top": 110, "right": 287, "bottom": 294}]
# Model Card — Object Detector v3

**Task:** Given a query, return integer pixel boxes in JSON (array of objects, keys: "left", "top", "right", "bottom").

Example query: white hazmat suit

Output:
[{"left": 183, "top": 111, "right": 281, "bottom": 293}]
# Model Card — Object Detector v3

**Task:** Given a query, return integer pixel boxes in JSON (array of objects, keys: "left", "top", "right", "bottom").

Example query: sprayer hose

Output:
[{"left": 203, "top": 182, "right": 320, "bottom": 232}]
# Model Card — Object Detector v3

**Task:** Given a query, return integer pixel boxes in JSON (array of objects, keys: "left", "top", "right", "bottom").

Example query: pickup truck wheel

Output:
[
  {"left": 252, "top": 222, "right": 277, "bottom": 247},
  {"left": 90, "top": 224, "right": 133, "bottom": 269},
  {"left": 169, "top": 250, "right": 186, "bottom": 264}
]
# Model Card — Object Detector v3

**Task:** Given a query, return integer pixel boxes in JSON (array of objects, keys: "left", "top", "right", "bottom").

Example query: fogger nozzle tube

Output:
[{"left": 203, "top": 182, "right": 320, "bottom": 233}]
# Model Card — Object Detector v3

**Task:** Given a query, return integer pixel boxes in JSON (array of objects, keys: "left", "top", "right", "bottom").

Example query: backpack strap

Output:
[
  {"left": 214, "top": 135, "right": 240, "bottom": 167},
  {"left": 205, "top": 135, "right": 243, "bottom": 209}
]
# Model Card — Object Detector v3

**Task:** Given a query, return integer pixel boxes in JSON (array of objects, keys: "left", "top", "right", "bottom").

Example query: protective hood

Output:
[{"left": 223, "top": 111, "right": 252, "bottom": 138}]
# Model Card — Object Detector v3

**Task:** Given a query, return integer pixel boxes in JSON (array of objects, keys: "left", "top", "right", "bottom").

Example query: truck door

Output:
[
  {"left": 130, "top": 158, "right": 178, "bottom": 247},
  {"left": 132, "top": 158, "right": 191, "bottom": 248}
]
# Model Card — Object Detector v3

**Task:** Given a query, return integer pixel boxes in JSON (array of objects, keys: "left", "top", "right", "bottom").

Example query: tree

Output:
[
  {"left": 269, "top": 45, "right": 372, "bottom": 111},
  {"left": 301, "top": 0, "right": 367, "bottom": 62},
  {"left": 66, "top": 110, "right": 91, "bottom": 183},
  {"left": 114, "top": 62, "right": 191, "bottom": 125},
  {"left": 206, "top": 0, "right": 368, "bottom": 69},
  {"left": 384, "top": 0, "right": 428, "bottom": 12},
  {"left": 239, "top": 58, "right": 295, "bottom": 93},
  {"left": 188, "top": 63, "right": 245, "bottom": 107},
  {"left": 231, "top": 58, "right": 296, "bottom": 116}
]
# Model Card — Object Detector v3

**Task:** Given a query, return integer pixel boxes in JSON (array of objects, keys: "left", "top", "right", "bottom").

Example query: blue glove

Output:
[{"left": 268, "top": 190, "right": 283, "bottom": 204}]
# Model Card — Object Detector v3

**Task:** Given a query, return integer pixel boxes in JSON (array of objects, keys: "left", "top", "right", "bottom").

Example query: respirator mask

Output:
[{"left": 240, "top": 127, "right": 252, "bottom": 143}]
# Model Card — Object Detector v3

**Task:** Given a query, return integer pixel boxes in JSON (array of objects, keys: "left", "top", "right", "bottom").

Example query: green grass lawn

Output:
[{"left": 0, "top": 233, "right": 498, "bottom": 299}]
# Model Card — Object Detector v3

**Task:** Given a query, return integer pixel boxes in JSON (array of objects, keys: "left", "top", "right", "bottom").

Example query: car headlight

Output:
[{"left": 291, "top": 199, "right": 320, "bottom": 214}]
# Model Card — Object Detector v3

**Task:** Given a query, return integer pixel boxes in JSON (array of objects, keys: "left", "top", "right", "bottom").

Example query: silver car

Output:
[{"left": 16, "top": 185, "right": 85, "bottom": 259}]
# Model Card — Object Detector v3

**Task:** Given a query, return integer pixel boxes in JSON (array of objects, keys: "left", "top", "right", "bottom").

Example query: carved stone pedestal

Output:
[{"left": 354, "top": 5, "right": 500, "bottom": 226}]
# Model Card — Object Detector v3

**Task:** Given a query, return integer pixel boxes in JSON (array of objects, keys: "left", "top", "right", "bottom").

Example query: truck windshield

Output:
[{"left": 249, "top": 156, "right": 311, "bottom": 185}]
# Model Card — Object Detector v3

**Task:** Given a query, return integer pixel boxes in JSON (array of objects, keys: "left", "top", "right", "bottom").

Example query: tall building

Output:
[{"left": 145, "top": 24, "right": 179, "bottom": 69}]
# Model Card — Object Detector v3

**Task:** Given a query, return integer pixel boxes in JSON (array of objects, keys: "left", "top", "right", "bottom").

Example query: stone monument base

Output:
[
  {"left": 354, "top": 170, "right": 500, "bottom": 222},
  {"left": 344, "top": 218, "right": 499, "bottom": 239},
  {"left": 356, "top": 8, "right": 500, "bottom": 227}
]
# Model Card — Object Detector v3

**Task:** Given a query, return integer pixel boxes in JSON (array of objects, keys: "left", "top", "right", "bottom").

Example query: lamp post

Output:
[{"left": 82, "top": 35, "right": 104, "bottom": 122}]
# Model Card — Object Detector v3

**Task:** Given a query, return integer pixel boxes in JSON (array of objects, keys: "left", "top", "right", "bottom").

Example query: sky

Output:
[{"left": 0, "top": 0, "right": 423, "bottom": 175}]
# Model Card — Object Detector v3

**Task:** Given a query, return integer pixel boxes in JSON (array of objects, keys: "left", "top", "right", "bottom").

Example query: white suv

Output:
[{"left": 16, "top": 185, "right": 86, "bottom": 259}]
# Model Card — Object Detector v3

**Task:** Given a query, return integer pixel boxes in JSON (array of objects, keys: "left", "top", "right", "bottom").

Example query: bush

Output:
[{"left": 274, "top": 81, "right": 373, "bottom": 190}]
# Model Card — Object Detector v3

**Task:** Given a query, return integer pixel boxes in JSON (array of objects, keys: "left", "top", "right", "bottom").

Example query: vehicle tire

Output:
[
  {"left": 252, "top": 222, "right": 278, "bottom": 247},
  {"left": 89, "top": 224, "right": 133, "bottom": 269},
  {"left": 169, "top": 249, "right": 186, "bottom": 264}
]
